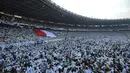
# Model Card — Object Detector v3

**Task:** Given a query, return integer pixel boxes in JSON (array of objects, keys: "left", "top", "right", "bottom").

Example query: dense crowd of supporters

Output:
[
  {"left": 0, "top": 14, "right": 130, "bottom": 73},
  {"left": 2, "top": 14, "right": 130, "bottom": 32},
  {"left": 0, "top": 24, "right": 130, "bottom": 73}
]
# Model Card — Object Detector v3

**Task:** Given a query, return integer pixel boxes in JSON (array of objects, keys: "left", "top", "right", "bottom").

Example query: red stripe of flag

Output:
[{"left": 34, "top": 29, "right": 47, "bottom": 36}]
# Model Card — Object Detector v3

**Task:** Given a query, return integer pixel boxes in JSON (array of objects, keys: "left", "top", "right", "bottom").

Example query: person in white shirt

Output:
[
  {"left": 46, "top": 68, "right": 52, "bottom": 73},
  {"left": 53, "top": 65, "right": 57, "bottom": 72},
  {"left": 63, "top": 67, "right": 68, "bottom": 73},
  {"left": 110, "top": 67, "right": 115, "bottom": 73},
  {"left": 122, "top": 66, "right": 127, "bottom": 73},
  {"left": 16, "top": 66, "right": 21, "bottom": 73},
  {"left": 85, "top": 67, "right": 93, "bottom": 73},
  {"left": 26, "top": 66, "right": 32, "bottom": 73},
  {"left": 36, "top": 67, "right": 42, "bottom": 73}
]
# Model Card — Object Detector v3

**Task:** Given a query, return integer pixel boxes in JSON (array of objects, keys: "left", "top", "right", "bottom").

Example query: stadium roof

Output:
[{"left": 1, "top": 0, "right": 130, "bottom": 25}]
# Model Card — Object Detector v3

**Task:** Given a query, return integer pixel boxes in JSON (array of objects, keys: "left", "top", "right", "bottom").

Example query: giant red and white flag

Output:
[{"left": 34, "top": 29, "right": 56, "bottom": 37}]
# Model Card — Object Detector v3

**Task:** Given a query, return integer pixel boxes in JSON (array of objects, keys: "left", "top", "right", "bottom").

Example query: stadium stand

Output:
[
  {"left": 0, "top": 0, "right": 130, "bottom": 73},
  {"left": 0, "top": 19, "right": 130, "bottom": 73}
]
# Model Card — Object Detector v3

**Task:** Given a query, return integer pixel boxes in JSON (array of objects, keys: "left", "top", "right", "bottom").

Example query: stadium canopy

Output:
[{"left": 1, "top": 0, "right": 130, "bottom": 25}]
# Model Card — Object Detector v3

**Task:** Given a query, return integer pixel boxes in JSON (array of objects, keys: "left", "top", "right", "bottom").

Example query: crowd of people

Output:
[
  {"left": 0, "top": 14, "right": 130, "bottom": 73},
  {"left": 2, "top": 13, "right": 130, "bottom": 32},
  {"left": 0, "top": 24, "right": 130, "bottom": 73}
]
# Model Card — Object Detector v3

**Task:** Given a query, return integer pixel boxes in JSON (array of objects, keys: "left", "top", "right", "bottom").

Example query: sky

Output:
[{"left": 52, "top": 0, "right": 130, "bottom": 19}]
